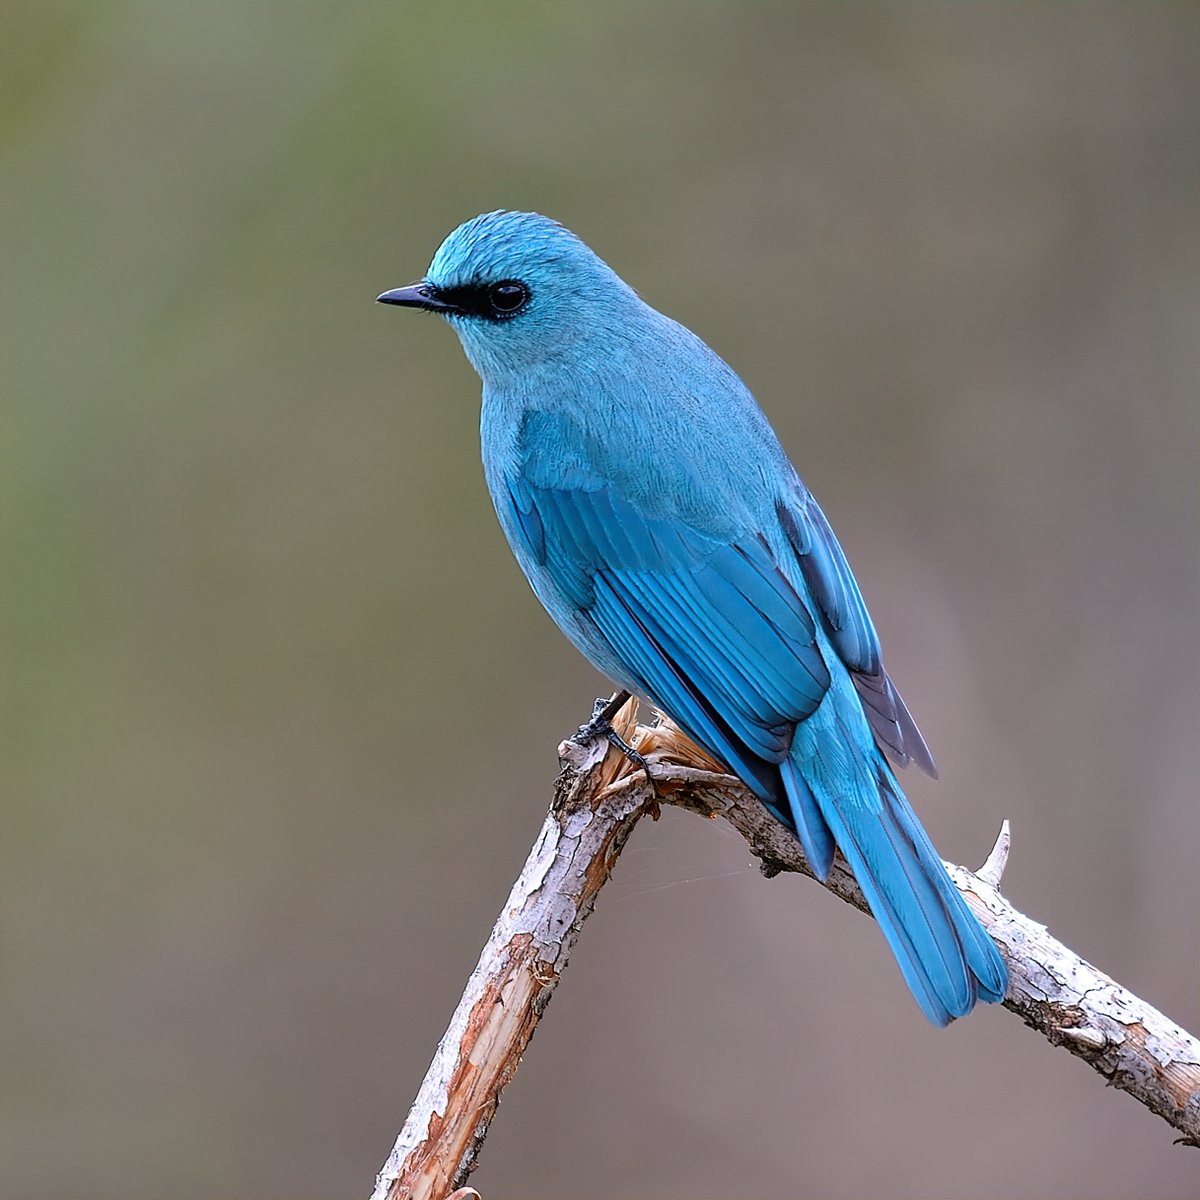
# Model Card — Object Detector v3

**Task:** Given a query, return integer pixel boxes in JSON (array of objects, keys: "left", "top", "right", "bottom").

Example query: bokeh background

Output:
[{"left": 3, "top": 3, "right": 1197, "bottom": 1197}]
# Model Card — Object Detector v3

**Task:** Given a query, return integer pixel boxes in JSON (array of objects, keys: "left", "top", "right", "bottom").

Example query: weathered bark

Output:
[
  {"left": 369, "top": 701, "right": 647, "bottom": 1200},
  {"left": 370, "top": 699, "right": 1200, "bottom": 1200}
]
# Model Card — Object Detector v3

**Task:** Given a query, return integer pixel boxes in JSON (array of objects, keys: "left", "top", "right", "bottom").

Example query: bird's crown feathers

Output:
[{"left": 427, "top": 210, "right": 597, "bottom": 290}]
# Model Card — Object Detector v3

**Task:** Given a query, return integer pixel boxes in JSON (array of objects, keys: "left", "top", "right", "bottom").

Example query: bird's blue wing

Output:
[
  {"left": 775, "top": 491, "right": 937, "bottom": 777},
  {"left": 503, "top": 472, "right": 832, "bottom": 806}
]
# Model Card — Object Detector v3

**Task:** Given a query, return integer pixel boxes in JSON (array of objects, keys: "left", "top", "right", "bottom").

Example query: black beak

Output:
[{"left": 376, "top": 281, "right": 458, "bottom": 313}]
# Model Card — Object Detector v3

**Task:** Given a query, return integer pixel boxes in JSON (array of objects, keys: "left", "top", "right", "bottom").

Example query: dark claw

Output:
[
  {"left": 571, "top": 691, "right": 657, "bottom": 790},
  {"left": 573, "top": 692, "right": 631, "bottom": 741},
  {"left": 571, "top": 691, "right": 629, "bottom": 744}
]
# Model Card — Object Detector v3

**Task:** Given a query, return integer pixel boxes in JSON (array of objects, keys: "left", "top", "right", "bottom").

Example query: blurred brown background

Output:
[{"left": 3, "top": 3, "right": 1197, "bottom": 1197}]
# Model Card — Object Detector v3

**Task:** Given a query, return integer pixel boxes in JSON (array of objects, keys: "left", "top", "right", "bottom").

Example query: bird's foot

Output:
[
  {"left": 571, "top": 692, "right": 657, "bottom": 795},
  {"left": 572, "top": 692, "right": 630, "bottom": 743}
]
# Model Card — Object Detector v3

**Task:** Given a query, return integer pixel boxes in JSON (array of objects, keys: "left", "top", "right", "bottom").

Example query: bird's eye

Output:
[{"left": 489, "top": 281, "right": 529, "bottom": 315}]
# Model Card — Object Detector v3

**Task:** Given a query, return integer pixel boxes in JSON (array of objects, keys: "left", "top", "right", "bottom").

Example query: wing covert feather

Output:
[{"left": 513, "top": 478, "right": 832, "bottom": 789}]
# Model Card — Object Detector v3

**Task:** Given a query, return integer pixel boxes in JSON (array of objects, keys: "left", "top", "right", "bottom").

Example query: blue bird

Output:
[{"left": 379, "top": 210, "right": 1007, "bottom": 1025}]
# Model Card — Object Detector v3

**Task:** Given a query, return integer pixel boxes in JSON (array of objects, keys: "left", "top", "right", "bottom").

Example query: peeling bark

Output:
[
  {"left": 370, "top": 703, "right": 646, "bottom": 1200},
  {"left": 370, "top": 700, "right": 1200, "bottom": 1199}
]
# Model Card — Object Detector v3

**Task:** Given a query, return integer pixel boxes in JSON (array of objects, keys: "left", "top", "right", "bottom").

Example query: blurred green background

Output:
[{"left": 3, "top": 2, "right": 1197, "bottom": 1197}]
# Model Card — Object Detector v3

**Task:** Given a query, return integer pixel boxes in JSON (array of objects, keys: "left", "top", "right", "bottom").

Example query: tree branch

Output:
[{"left": 371, "top": 699, "right": 1200, "bottom": 1199}]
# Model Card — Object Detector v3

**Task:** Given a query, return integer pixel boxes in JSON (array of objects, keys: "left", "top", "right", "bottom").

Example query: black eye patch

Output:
[{"left": 434, "top": 280, "right": 530, "bottom": 321}]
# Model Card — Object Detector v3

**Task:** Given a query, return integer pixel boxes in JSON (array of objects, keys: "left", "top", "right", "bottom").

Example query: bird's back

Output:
[{"left": 482, "top": 298, "right": 792, "bottom": 538}]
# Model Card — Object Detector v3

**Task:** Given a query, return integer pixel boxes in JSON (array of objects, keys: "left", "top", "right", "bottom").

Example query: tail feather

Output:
[
  {"left": 885, "top": 779, "right": 1007, "bottom": 1003},
  {"left": 785, "top": 719, "right": 1007, "bottom": 1026},
  {"left": 778, "top": 757, "right": 835, "bottom": 880}
]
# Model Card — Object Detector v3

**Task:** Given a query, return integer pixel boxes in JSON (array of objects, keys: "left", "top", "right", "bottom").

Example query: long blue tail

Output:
[{"left": 779, "top": 710, "right": 1007, "bottom": 1027}]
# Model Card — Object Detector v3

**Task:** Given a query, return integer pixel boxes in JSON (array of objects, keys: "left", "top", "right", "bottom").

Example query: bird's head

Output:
[{"left": 378, "top": 211, "right": 638, "bottom": 383}]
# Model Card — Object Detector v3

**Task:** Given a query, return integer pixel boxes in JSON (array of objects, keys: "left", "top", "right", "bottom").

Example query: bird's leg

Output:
[
  {"left": 575, "top": 691, "right": 632, "bottom": 738},
  {"left": 571, "top": 691, "right": 656, "bottom": 788}
]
